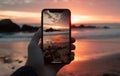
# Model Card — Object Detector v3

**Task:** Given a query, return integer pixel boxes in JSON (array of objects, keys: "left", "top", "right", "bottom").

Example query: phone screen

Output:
[{"left": 42, "top": 9, "right": 71, "bottom": 63}]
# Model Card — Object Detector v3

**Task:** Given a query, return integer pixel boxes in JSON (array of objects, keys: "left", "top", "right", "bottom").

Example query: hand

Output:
[{"left": 26, "top": 28, "right": 75, "bottom": 76}]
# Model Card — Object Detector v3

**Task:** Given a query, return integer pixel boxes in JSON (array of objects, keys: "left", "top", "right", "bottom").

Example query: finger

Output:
[
  {"left": 70, "top": 52, "right": 75, "bottom": 61},
  {"left": 71, "top": 44, "right": 75, "bottom": 50},
  {"left": 71, "top": 37, "right": 75, "bottom": 43},
  {"left": 30, "top": 28, "right": 42, "bottom": 45}
]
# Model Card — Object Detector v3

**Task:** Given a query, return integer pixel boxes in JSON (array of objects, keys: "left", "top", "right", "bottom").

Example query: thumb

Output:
[{"left": 30, "top": 28, "right": 42, "bottom": 45}]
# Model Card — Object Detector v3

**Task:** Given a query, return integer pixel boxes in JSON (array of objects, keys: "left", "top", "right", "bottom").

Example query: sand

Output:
[
  {"left": 1, "top": 53, "right": 120, "bottom": 76},
  {"left": 0, "top": 40, "right": 120, "bottom": 76},
  {"left": 0, "top": 42, "right": 28, "bottom": 76},
  {"left": 57, "top": 53, "right": 120, "bottom": 76}
]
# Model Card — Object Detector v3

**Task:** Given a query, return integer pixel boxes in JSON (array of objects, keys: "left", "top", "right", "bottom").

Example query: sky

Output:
[
  {"left": 0, "top": 0, "right": 120, "bottom": 24},
  {"left": 43, "top": 10, "right": 70, "bottom": 29}
]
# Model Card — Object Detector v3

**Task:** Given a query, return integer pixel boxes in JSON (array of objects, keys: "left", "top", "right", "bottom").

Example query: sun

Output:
[{"left": 53, "top": 26, "right": 63, "bottom": 29}]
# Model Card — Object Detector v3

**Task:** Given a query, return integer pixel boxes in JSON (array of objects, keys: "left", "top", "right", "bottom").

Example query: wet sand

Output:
[
  {"left": 0, "top": 39, "right": 120, "bottom": 76},
  {"left": 0, "top": 42, "right": 28, "bottom": 76},
  {"left": 1, "top": 52, "right": 120, "bottom": 76},
  {"left": 57, "top": 53, "right": 120, "bottom": 76}
]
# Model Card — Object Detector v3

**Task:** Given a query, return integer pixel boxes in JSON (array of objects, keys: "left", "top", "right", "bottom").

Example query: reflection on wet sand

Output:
[
  {"left": 0, "top": 39, "right": 120, "bottom": 76},
  {"left": 73, "top": 39, "right": 120, "bottom": 61},
  {"left": 57, "top": 39, "right": 120, "bottom": 76}
]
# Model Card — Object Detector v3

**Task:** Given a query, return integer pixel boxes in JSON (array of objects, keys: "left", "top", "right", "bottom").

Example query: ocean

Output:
[{"left": 0, "top": 23, "right": 120, "bottom": 76}]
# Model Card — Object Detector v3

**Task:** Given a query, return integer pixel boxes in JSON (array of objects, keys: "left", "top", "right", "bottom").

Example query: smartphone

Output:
[{"left": 41, "top": 9, "right": 71, "bottom": 63}]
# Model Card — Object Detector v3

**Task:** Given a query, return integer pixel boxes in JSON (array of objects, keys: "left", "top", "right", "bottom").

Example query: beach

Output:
[
  {"left": 0, "top": 39, "right": 120, "bottom": 76},
  {"left": 57, "top": 39, "right": 120, "bottom": 76},
  {"left": 0, "top": 25, "right": 120, "bottom": 76},
  {"left": 1, "top": 0, "right": 120, "bottom": 75}
]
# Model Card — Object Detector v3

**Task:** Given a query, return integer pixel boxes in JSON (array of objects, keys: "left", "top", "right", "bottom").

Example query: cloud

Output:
[
  {"left": 0, "top": 10, "right": 40, "bottom": 18},
  {"left": 0, "top": 0, "right": 120, "bottom": 13},
  {"left": 0, "top": 10, "right": 41, "bottom": 23},
  {"left": 0, "top": 0, "right": 34, "bottom": 5},
  {"left": 0, "top": 0, "right": 120, "bottom": 23}
]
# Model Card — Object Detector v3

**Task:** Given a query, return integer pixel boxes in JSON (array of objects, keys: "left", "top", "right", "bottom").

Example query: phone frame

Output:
[{"left": 41, "top": 9, "right": 71, "bottom": 64}]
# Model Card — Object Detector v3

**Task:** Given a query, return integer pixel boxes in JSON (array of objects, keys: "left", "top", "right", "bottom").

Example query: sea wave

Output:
[
  {"left": 72, "top": 28, "right": 120, "bottom": 39},
  {"left": 0, "top": 28, "right": 120, "bottom": 42},
  {"left": 0, "top": 32, "right": 34, "bottom": 42}
]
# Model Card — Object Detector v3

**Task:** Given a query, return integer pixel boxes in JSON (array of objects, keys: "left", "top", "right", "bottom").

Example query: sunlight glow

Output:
[
  {"left": 53, "top": 26, "right": 64, "bottom": 29},
  {"left": 74, "top": 56, "right": 83, "bottom": 61},
  {"left": 0, "top": 10, "right": 120, "bottom": 23},
  {"left": 0, "top": 11, "right": 40, "bottom": 19},
  {"left": 71, "top": 15, "right": 97, "bottom": 24}
]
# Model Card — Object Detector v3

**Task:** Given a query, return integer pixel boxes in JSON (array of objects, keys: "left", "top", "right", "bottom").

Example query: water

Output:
[
  {"left": 72, "top": 28, "right": 120, "bottom": 39},
  {"left": 71, "top": 26, "right": 120, "bottom": 60},
  {"left": 0, "top": 32, "right": 34, "bottom": 42},
  {"left": 0, "top": 26, "right": 120, "bottom": 42}
]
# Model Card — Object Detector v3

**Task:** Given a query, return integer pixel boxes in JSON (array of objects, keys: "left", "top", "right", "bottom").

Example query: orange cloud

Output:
[
  {"left": 0, "top": 10, "right": 41, "bottom": 23},
  {"left": 71, "top": 15, "right": 97, "bottom": 23},
  {"left": 0, "top": 10, "right": 120, "bottom": 23},
  {"left": 0, "top": 11, "right": 40, "bottom": 19}
]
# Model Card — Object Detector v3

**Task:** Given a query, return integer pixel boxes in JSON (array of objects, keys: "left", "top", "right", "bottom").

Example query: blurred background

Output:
[{"left": 0, "top": 0, "right": 120, "bottom": 76}]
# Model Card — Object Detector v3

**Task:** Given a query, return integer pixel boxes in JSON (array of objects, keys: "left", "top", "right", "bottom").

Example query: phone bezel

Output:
[{"left": 41, "top": 9, "right": 71, "bottom": 64}]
